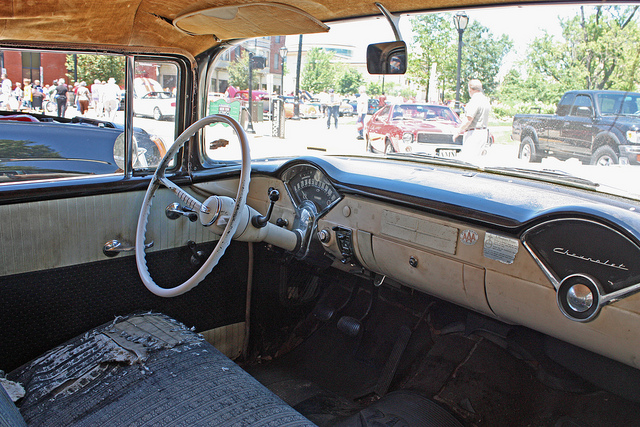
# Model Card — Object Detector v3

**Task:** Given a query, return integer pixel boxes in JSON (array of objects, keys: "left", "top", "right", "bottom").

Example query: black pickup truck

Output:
[{"left": 512, "top": 90, "right": 640, "bottom": 165}]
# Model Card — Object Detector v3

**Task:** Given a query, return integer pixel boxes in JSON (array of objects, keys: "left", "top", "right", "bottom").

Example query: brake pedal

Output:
[{"left": 312, "top": 303, "right": 336, "bottom": 322}]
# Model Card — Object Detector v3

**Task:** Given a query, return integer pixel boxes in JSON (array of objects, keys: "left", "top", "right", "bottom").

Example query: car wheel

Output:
[
  {"left": 518, "top": 136, "right": 541, "bottom": 162},
  {"left": 153, "top": 107, "right": 162, "bottom": 121},
  {"left": 384, "top": 139, "right": 395, "bottom": 155},
  {"left": 590, "top": 145, "right": 618, "bottom": 166},
  {"left": 365, "top": 135, "right": 374, "bottom": 153}
]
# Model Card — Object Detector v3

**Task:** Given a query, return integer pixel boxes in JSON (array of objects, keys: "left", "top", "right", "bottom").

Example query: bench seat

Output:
[{"left": 4, "top": 313, "right": 313, "bottom": 426}]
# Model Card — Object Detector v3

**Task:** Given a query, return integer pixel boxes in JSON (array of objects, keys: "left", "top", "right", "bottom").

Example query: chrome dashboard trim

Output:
[{"left": 521, "top": 217, "right": 640, "bottom": 321}]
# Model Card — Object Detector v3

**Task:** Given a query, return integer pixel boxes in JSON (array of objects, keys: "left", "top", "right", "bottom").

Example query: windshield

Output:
[{"left": 203, "top": 4, "right": 640, "bottom": 200}]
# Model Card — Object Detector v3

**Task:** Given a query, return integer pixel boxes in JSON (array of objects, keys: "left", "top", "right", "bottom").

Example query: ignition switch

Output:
[{"left": 333, "top": 227, "right": 357, "bottom": 265}]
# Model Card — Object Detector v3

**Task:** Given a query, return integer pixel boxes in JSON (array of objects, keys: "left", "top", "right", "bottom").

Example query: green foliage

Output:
[
  {"left": 301, "top": 47, "right": 336, "bottom": 93},
  {"left": 65, "top": 54, "right": 124, "bottom": 85},
  {"left": 526, "top": 6, "right": 640, "bottom": 91},
  {"left": 228, "top": 52, "right": 254, "bottom": 90},
  {"left": 366, "top": 81, "right": 383, "bottom": 96},
  {"left": 407, "top": 14, "right": 512, "bottom": 103},
  {"left": 335, "top": 67, "right": 365, "bottom": 96}
]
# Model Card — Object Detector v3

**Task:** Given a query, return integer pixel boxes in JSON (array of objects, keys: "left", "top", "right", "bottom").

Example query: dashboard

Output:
[{"left": 195, "top": 156, "right": 640, "bottom": 371}]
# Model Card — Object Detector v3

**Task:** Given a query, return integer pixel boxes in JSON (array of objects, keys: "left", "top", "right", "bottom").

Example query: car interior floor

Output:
[{"left": 245, "top": 247, "right": 640, "bottom": 426}]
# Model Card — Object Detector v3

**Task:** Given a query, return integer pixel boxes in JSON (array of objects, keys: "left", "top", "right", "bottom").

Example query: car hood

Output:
[{"left": 394, "top": 119, "right": 459, "bottom": 134}]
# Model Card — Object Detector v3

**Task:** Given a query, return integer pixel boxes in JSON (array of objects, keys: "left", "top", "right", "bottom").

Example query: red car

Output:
[{"left": 365, "top": 103, "right": 465, "bottom": 157}]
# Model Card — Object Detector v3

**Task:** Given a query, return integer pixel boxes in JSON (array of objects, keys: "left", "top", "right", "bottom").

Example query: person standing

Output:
[
  {"left": 1, "top": 73, "right": 12, "bottom": 111},
  {"left": 91, "top": 79, "right": 102, "bottom": 117},
  {"left": 77, "top": 82, "right": 91, "bottom": 116},
  {"left": 31, "top": 80, "right": 44, "bottom": 112},
  {"left": 326, "top": 89, "right": 339, "bottom": 129},
  {"left": 102, "top": 77, "right": 121, "bottom": 121},
  {"left": 11, "top": 82, "right": 23, "bottom": 111},
  {"left": 22, "top": 79, "right": 32, "bottom": 110},
  {"left": 55, "top": 78, "right": 69, "bottom": 118},
  {"left": 455, "top": 79, "right": 491, "bottom": 159},
  {"left": 356, "top": 86, "right": 368, "bottom": 140}
]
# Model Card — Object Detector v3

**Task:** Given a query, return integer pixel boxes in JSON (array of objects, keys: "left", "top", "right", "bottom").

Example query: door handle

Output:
[{"left": 103, "top": 239, "right": 154, "bottom": 257}]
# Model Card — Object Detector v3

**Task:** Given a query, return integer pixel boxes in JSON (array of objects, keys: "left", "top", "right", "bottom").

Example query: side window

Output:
[
  {"left": 556, "top": 93, "right": 576, "bottom": 116},
  {"left": 0, "top": 50, "right": 178, "bottom": 183},
  {"left": 569, "top": 95, "right": 593, "bottom": 117},
  {"left": 130, "top": 59, "right": 178, "bottom": 168}
]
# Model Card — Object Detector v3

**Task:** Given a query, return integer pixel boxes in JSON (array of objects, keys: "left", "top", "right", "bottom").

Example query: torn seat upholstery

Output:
[{"left": 5, "top": 313, "right": 313, "bottom": 426}]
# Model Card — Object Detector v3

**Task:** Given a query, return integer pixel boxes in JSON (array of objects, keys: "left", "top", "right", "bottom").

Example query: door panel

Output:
[{"left": 0, "top": 186, "right": 248, "bottom": 371}]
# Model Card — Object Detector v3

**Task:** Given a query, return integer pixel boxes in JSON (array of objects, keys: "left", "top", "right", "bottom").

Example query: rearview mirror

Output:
[{"left": 366, "top": 41, "right": 407, "bottom": 75}]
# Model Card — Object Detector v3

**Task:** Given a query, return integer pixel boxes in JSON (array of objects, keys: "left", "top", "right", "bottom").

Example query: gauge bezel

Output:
[{"left": 281, "top": 164, "right": 342, "bottom": 214}]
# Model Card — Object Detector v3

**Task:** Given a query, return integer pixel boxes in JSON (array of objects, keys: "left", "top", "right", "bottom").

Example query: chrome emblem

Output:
[{"left": 553, "top": 248, "right": 628, "bottom": 271}]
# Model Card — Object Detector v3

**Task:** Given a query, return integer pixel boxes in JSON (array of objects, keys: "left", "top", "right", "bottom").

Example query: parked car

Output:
[
  {"left": 4, "top": 2, "right": 640, "bottom": 427},
  {"left": 366, "top": 103, "right": 465, "bottom": 155},
  {"left": 282, "top": 96, "right": 322, "bottom": 119},
  {"left": 0, "top": 111, "right": 165, "bottom": 181},
  {"left": 513, "top": 90, "right": 640, "bottom": 165},
  {"left": 133, "top": 91, "right": 176, "bottom": 121},
  {"left": 339, "top": 99, "right": 356, "bottom": 116}
]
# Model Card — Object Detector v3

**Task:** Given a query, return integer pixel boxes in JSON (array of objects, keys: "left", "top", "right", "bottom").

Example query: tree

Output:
[
  {"left": 407, "top": 14, "right": 512, "bottom": 102},
  {"left": 301, "top": 47, "right": 336, "bottom": 93},
  {"left": 228, "top": 52, "right": 251, "bottom": 90},
  {"left": 527, "top": 6, "right": 640, "bottom": 91},
  {"left": 335, "top": 67, "right": 364, "bottom": 96},
  {"left": 407, "top": 14, "right": 456, "bottom": 101},
  {"left": 65, "top": 54, "right": 125, "bottom": 85}
]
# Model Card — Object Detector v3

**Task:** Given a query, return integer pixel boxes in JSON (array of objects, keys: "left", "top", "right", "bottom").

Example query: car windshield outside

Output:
[{"left": 194, "top": 3, "right": 640, "bottom": 200}]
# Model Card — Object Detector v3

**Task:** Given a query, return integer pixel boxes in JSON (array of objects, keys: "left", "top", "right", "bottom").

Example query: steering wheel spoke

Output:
[
  {"left": 136, "top": 114, "right": 251, "bottom": 297},
  {"left": 159, "top": 176, "right": 206, "bottom": 214}
]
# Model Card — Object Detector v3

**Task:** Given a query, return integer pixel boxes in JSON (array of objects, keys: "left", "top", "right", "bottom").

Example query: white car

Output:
[{"left": 133, "top": 91, "right": 176, "bottom": 121}]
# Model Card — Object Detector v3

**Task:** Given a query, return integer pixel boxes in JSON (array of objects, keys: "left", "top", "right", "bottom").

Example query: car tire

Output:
[
  {"left": 384, "top": 139, "right": 395, "bottom": 155},
  {"left": 519, "top": 136, "right": 541, "bottom": 163},
  {"left": 153, "top": 107, "right": 162, "bottom": 121},
  {"left": 590, "top": 145, "right": 618, "bottom": 166},
  {"left": 365, "top": 135, "right": 374, "bottom": 153}
]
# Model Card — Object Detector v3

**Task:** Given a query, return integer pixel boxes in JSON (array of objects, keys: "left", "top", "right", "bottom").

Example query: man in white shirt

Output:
[{"left": 455, "top": 79, "right": 491, "bottom": 159}]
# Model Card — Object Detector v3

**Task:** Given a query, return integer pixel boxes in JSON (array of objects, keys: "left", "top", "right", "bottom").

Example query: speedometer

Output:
[{"left": 282, "top": 164, "right": 341, "bottom": 213}]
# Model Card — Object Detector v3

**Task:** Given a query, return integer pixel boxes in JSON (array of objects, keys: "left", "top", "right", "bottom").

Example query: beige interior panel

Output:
[
  {"left": 486, "top": 270, "right": 640, "bottom": 370},
  {"left": 0, "top": 187, "right": 217, "bottom": 276}
]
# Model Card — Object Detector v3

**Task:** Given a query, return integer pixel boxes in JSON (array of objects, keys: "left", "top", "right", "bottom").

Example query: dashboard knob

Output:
[{"left": 318, "top": 229, "right": 331, "bottom": 243}]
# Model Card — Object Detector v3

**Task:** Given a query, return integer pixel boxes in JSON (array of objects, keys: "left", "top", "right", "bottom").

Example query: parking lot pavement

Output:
[{"left": 244, "top": 116, "right": 365, "bottom": 158}]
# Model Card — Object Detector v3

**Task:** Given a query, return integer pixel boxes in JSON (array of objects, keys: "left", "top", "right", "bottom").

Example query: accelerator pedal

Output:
[{"left": 337, "top": 316, "right": 362, "bottom": 337}]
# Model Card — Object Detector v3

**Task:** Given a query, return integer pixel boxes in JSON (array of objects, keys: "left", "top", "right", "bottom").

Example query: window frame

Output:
[{"left": 0, "top": 45, "right": 194, "bottom": 205}]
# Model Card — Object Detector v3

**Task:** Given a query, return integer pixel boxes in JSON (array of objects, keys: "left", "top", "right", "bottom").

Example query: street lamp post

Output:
[
  {"left": 453, "top": 11, "right": 469, "bottom": 111},
  {"left": 279, "top": 46, "right": 287, "bottom": 96},
  {"left": 293, "top": 34, "right": 302, "bottom": 120},
  {"left": 246, "top": 51, "right": 256, "bottom": 134}
]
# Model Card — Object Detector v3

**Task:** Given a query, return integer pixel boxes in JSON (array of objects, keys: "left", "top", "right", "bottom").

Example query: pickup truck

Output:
[{"left": 512, "top": 90, "right": 640, "bottom": 165}]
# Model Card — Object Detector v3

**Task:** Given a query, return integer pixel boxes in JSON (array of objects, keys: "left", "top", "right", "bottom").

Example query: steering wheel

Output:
[{"left": 135, "top": 114, "right": 251, "bottom": 297}]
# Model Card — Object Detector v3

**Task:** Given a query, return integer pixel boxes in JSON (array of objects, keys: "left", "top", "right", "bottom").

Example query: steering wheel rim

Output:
[{"left": 135, "top": 114, "right": 251, "bottom": 297}]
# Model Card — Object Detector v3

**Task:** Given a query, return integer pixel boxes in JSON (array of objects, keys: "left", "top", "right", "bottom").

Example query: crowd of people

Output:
[{"left": 0, "top": 73, "right": 121, "bottom": 120}]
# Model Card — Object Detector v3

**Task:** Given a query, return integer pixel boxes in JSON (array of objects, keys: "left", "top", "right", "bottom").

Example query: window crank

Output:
[{"left": 165, "top": 202, "right": 198, "bottom": 222}]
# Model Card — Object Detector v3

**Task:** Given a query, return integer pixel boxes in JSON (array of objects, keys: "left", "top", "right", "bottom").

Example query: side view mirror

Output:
[
  {"left": 367, "top": 41, "right": 407, "bottom": 75},
  {"left": 575, "top": 106, "right": 593, "bottom": 117}
]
